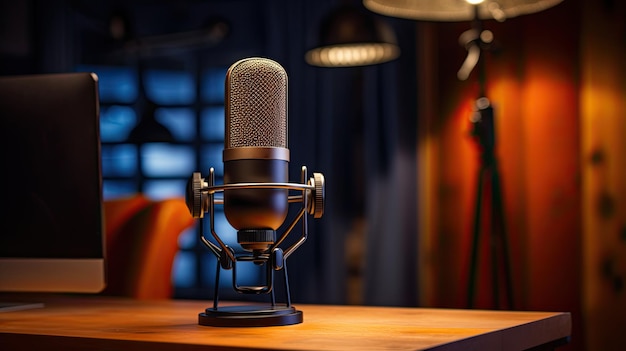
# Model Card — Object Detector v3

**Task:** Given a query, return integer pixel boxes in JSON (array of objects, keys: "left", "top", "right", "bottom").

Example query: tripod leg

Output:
[
  {"left": 468, "top": 166, "right": 486, "bottom": 308},
  {"left": 491, "top": 165, "right": 514, "bottom": 309},
  {"left": 489, "top": 168, "right": 500, "bottom": 308}
]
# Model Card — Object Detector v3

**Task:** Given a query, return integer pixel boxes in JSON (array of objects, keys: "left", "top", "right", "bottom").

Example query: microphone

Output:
[
  {"left": 185, "top": 57, "right": 325, "bottom": 327},
  {"left": 223, "top": 57, "right": 289, "bottom": 253}
]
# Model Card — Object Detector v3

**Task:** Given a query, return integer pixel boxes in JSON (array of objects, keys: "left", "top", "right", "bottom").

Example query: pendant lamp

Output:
[
  {"left": 306, "top": 4, "right": 400, "bottom": 67},
  {"left": 363, "top": 0, "right": 564, "bottom": 22}
]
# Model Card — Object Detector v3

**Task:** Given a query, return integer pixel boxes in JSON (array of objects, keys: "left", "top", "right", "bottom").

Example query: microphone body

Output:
[
  {"left": 223, "top": 57, "right": 289, "bottom": 252},
  {"left": 184, "top": 56, "right": 325, "bottom": 326}
]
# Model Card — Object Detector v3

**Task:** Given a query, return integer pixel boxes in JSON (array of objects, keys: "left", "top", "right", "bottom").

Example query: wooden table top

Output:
[{"left": 0, "top": 295, "right": 571, "bottom": 351}]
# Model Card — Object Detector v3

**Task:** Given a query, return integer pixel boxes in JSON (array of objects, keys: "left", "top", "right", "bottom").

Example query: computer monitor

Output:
[{"left": 0, "top": 72, "right": 106, "bottom": 295}]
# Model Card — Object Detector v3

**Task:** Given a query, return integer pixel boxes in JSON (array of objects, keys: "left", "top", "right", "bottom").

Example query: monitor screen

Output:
[{"left": 0, "top": 72, "right": 106, "bottom": 293}]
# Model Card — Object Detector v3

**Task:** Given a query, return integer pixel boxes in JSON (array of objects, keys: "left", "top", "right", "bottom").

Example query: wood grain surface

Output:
[{"left": 0, "top": 295, "right": 570, "bottom": 351}]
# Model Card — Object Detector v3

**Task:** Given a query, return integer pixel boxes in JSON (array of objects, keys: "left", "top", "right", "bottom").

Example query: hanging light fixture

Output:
[
  {"left": 363, "top": 0, "right": 564, "bottom": 80},
  {"left": 363, "top": 0, "right": 563, "bottom": 22},
  {"left": 306, "top": 4, "right": 400, "bottom": 67},
  {"left": 126, "top": 63, "right": 175, "bottom": 144},
  {"left": 127, "top": 100, "right": 174, "bottom": 144}
]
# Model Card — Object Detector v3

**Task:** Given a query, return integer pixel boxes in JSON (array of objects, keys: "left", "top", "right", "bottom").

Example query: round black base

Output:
[{"left": 199, "top": 305, "right": 303, "bottom": 327}]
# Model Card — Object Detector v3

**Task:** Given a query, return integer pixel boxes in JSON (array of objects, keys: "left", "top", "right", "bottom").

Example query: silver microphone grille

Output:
[{"left": 225, "top": 57, "right": 287, "bottom": 149}]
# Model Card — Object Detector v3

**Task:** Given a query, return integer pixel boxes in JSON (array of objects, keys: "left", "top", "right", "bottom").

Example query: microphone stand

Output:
[
  {"left": 186, "top": 166, "right": 325, "bottom": 327},
  {"left": 462, "top": 6, "right": 513, "bottom": 310}
]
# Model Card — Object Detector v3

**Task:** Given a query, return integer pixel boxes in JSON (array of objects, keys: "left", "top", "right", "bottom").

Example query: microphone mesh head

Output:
[{"left": 226, "top": 57, "right": 287, "bottom": 149}]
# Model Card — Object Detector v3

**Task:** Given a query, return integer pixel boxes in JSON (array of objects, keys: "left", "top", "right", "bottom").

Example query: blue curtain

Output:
[{"left": 263, "top": 0, "right": 419, "bottom": 306}]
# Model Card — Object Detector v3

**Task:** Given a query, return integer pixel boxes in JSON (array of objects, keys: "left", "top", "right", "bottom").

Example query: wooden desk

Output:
[{"left": 0, "top": 296, "right": 570, "bottom": 351}]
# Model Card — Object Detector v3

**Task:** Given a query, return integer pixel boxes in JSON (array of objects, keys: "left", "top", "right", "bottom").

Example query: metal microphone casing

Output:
[{"left": 223, "top": 57, "right": 289, "bottom": 251}]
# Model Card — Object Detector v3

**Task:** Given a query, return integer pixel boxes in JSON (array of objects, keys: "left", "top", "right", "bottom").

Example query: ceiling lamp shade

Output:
[
  {"left": 363, "top": 0, "right": 564, "bottom": 22},
  {"left": 127, "top": 101, "right": 175, "bottom": 144},
  {"left": 306, "top": 5, "right": 400, "bottom": 67}
]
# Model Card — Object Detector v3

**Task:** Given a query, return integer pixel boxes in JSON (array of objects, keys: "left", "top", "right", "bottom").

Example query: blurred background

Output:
[{"left": 1, "top": 0, "right": 624, "bottom": 350}]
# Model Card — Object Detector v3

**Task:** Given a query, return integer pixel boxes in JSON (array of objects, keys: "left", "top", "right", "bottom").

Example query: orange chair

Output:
[{"left": 102, "top": 195, "right": 195, "bottom": 299}]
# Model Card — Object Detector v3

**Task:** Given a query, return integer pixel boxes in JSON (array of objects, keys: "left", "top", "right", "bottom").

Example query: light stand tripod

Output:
[
  {"left": 461, "top": 6, "right": 514, "bottom": 310},
  {"left": 467, "top": 96, "right": 514, "bottom": 310},
  {"left": 362, "top": 0, "right": 565, "bottom": 314}
]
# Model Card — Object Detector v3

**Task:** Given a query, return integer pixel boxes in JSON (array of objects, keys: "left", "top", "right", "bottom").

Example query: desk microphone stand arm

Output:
[{"left": 186, "top": 166, "right": 325, "bottom": 327}]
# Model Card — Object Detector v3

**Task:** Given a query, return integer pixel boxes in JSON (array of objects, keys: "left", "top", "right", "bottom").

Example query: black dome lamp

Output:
[
  {"left": 127, "top": 100, "right": 175, "bottom": 144},
  {"left": 306, "top": 3, "right": 400, "bottom": 67},
  {"left": 126, "top": 62, "right": 175, "bottom": 145}
]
